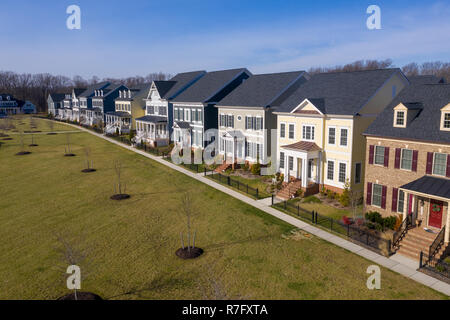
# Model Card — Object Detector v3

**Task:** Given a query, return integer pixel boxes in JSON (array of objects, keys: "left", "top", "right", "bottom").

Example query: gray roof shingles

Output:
[
  {"left": 171, "top": 68, "right": 250, "bottom": 103},
  {"left": 364, "top": 83, "right": 450, "bottom": 143},
  {"left": 276, "top": 68, "right": 401, "bottom": 115},
  {"left": 401, "top": 175, "right": 450, "bottom": 199},
  {"left": 216, "top": 71, "right": 306, "bottom": 108}
]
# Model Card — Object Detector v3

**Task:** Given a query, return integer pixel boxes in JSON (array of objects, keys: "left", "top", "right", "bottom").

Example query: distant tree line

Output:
[
  {"left": 1, "top": 59, "right": 449, "bottom": 113},
  {"left": 0, "top": 71, "right": 171, "bottom": 112}
]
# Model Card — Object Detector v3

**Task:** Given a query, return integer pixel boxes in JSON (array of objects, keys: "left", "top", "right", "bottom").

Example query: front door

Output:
[{"left": 429, "top": 199, "right": 443, "bottom": 228}]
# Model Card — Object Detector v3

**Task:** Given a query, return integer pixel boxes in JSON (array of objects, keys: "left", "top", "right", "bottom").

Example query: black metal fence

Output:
[
  {"left": 420, "top": 251, "right": 450, "bottom": 280},
  {"left": 208, "top": 171, "right": 261, "bottom": 199},
  {"left": 273, "top": 199, "right": 392, "bottom": 256}
]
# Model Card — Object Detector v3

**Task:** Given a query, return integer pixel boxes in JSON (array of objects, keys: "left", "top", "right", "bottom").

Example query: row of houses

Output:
[
  {"left": 0, "top": 94, "right": 36, "bottom": 115},
  {"left": 48, "top": 68, "right": 450, "bottom": 260}
]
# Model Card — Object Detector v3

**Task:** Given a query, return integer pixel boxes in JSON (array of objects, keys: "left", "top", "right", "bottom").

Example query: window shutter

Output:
[
  {"left": 245, "top": 116, "right": 248, "bottom": 129},
  {"left": 392, "top": 188, "right": 398, "bottom": 212},
  {"left": 381, "top": 185, "right": 387, "bottom": 209},
  {"left": 426, "top": 152, "right": 433, "bottom": 174},
  {"left": 394, "top": 148, "right": 401, "bottom": 169},
  {"left": 366, "top": 182, "right": 372, "bottom": 205},
  {"left": 384, "top": 147, "right": 390, "bottom": 167},
  {"left": 369, "top": 145, "right": 374, "bottom": 164},
  {"left": 447, "top": 154, "right": 450, "bottom": 178},
  {"left": 412, "top": 150, "right": 419, "bottom": 172}
]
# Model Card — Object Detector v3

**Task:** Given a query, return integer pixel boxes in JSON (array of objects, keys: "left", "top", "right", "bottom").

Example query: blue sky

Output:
[{"left": 1, "top": 0, "right": 449, "bottom": 78}]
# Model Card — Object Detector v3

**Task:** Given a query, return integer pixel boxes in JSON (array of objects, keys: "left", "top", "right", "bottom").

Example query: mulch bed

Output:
[
  {"left": 47, "top": 132, "right": 58, "bottom": 135},
  {"left": 57, "top": 292, "right": 103, "bottom": 300},
  {"left": 81, "top": 168, "right": 96, "bottom": 173},
  {"left": 64, "top": 153, "right": 76, "bottom": 157},
  {"left": 0, "top": 134, "right": 9, "bottom": 137},
  {"left": 2, "top": 138, "right": 12, "bottom": 140},
  {"left": 24, "top": 130, "right": 41, "bottom": 133},
  {"left": 110, "top": 194, "right": 130, "bottom": 200},
  {"left": 15, "top": 151, "right": 31, "bottom": 155},
  {"left": 29, "top": 144, "right": 38, "bottom": 147},
  {"left": 175, "top": 247, "right": 204, "bottom": 259}
]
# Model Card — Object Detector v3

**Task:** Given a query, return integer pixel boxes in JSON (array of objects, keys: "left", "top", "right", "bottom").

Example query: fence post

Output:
[
  {"left": 297, "top": 204, "right": 300, "bottom": 216},
  {"left": 247, "top": 184, "right": 249, "bottom": 194},
  {"left": 237, "top": 180, "right": 240, "bottom": 190},
  {"left": 387, "top": 240, "right": 392, "bottom": 255},
  {"left": 204, "top": 167, "right": 207, "bottom": 176},
  {"left": 366, "top": 233, "right": 369, "bottom": 245},
  {"left": 227, "top": 176, "right": 230, "bottom": 186},
  {"left": 347, "top": 224, "right": 350, "bottom": 237},
  {"left": 271, "top": 194, "right": 274, "bottom": 205},
  {"left": 256, "top": 188, "right": 259, "bottom": 198},
  {"left": 311, "top": 211, "right": 314, "bottom": 222},
  {"left": 284, "top": 200, "right": 287, "bottom": 209},
  {"left": 419, "top": 251, "right": 423, "bottom": 268},
  {"left": 330, "top": 218, "right": 333, "bottom": 231}
]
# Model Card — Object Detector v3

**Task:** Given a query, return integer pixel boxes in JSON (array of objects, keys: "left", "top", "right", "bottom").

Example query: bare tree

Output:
[
  {"left": 64, "top": 133, "right": 75, "bottom": 156},
  {"left": 111, "top": 160, "right": 129, "bottom": 199},
  {"left": 82, "top": 147, "right": 95, "bottom": 172}
]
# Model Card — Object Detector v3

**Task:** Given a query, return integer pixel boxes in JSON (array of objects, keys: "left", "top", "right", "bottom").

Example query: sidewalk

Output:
[{"left": 48, "top": 120, "right": 450, "bottom": 297}]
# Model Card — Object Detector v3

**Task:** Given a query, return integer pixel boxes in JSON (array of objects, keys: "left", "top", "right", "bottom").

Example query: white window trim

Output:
[
  {"left": 337, "top": 161, "right": 348, "bottom": 184},
  {"left": 397, "top": 189, "right": 405, "bottom": 214},
  {"left": 440, "top": 111, "right": 450, "bottom": 131},
  {"left": 400, "top": 148, "right": 413, "bottom": 171},
  {"left": 326, "top": 160, "right": 335, "bottom": 182},
  {"left": 280, "top": 122, "right": 287, "bottom": 139},
  {"left": 432, "top": 152, "right": 447, "bottom": 177},
  {"left": 301, "top": 124, "right": 315, "bottom": 142},
  {"left": 339, "top": 127, "right": 349, "bottom": 147},
  {"left": 288, "top": 123, "right": 296, "bottom": 140},
  {"left": 327, "top": 126, "right": 336, "bottom": 146},
  {"left": 374, "top": 145, "right": 386, "bottom": 166},
  {"left": 371, "top": 183, "right": 383, "bottom": 208},
  {"left": 394, "top": 110, "right": 407, "bottom": 128}
]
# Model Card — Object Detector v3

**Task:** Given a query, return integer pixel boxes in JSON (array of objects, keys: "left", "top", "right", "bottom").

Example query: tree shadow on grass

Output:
[{"left": 203, "top": 233, "right": 282, "bottom": 252}]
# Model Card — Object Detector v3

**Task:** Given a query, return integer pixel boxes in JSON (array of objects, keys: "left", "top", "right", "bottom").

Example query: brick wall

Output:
[{"left": 364, "top": 136, "right": 450, "bottom": 219}]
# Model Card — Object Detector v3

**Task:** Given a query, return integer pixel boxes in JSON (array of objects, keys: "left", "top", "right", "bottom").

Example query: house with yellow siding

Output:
[{"left": 274, "top": 69, "right": 409, "bottom": 198}]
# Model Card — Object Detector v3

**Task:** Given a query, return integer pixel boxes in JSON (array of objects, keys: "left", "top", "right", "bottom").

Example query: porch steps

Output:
[
  {"left": 214, "top": 162, "right": 232, "bottom": 173},
  {"left": 276, "top": 180, "right": 302, "bottom": 200},
  {"left": 396, "top": 228, "right": 447, "bottom": 260}
]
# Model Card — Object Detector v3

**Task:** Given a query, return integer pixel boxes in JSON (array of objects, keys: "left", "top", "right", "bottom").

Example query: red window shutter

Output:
[
  {"left": 384, "top": 147, "right": 390, "bottom": 167},
  {"left": 412, "top": 150, "right": 419, "bottom": 172},
  {"left": 446, "top": 154, "right": 450, "bottom": 177},
  {"left": 391, "top": 188, "right": 398, "bottom": 212},
  {"left": 381, "top": 185, "right": 387, "bottom": 209},
  {"left": 366, "top": 182, "right": 372, "bottom": 205},
  {"left": 369, "top": 145, "right": 374, "bottom": 164},
  {"left": 394, "top": 148, "right": 401, "bottom": 169},
  {"left": 426, "top": 152, "right": 433, "bottom": 174}
]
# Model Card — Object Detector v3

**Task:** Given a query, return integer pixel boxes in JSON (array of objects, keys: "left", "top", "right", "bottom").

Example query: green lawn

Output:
[
  {"left": 0, "top": 117, "right": 446, "bottom": 300},
  {"left": 207, "top": 171, "right": 273, "bottom": 199}
]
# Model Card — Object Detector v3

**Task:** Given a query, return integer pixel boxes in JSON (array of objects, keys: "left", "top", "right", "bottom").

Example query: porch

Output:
[
  {"left": 135, "top": 115, "right": 169, "bottom": 147},
  {"left": 219, "top": 130, "right": 246, "bottom": 164},
  {"left": 279, "top": 141, "right": 322, "bottom": 189},
  {"left": 399, "top": 175, "right": 450, "bottom": 243},
  {"left": 105, "top": 111, "right": 132, "bottom": 135}
]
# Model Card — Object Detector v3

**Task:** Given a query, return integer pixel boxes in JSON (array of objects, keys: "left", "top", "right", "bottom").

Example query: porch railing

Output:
[
  {"left": 392, "top": 215, "right": 411, "bottom": 250},
  {"left": 428, "top": 226, "right": 446, "bottom": 263}
]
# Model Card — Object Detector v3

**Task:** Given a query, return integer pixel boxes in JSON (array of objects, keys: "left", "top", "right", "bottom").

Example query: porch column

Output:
[
  {"left": 284, "top": 154, "right": 288, "bottom": 182},
  {"left": 403, "top": 191, "right": 408, "bottom": 221},
  {"left": 445, "top": 203, "right": 450, "bottom": 243},
  {"left": 302, "top": 157, "right": 307, "bottom": 188}
]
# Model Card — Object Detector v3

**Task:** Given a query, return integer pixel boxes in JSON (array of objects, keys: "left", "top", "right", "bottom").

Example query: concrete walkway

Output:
[{"left": 46, "top": 120, "right": 450, "bottom": 297}]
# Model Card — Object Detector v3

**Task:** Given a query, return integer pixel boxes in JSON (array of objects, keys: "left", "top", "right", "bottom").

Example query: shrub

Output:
[
  {"left": 251, "top": 162, "right": 261, "bottom": 175},
  {"left": 243, "top": 162, "right": 250, "bottom": 171},
  {"left": 294, "top": 188, "right": 303, "bottom": 198},
  {"left": 383, "top": 216, "right": 397, "bottom": 230},
  {"left": 327, "top": 191, "right": 334, "bottom": 200},
  {"left": 365, "top": 211, "right": 383, "bottom": 225},
  {"left": 303, "top": 195, "right": 321, "bottom": 204},
  {"left": 339, "top": 184, "right": 350, "bottom": 207},
  {"left": 334, "top": 192, "right": 340, "bottom": 201},
  {"left": 342, "top": 216, "right": 353, "bottom": 225},
  {"left": 393, "top": 215, "right": 403, "bottom": 231}
]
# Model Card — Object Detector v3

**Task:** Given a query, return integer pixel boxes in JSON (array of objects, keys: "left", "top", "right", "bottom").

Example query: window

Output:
[
  {"left": 302, "top": 125, "right": 314, "bottom": 141},
  {"left": 288, "top": 124, "right": 295, "bottom": 139},
  {"left": 148, "top": 105, "right": 154, "bottom": 115},
  {"left": 444, "top": 113, "right": 450, "bottom": 129},
  {"left": 328, "top": 127, "right": 335, "bottom": 145},
  {"left": 227, "top": 115, "right": 234, "bottom": 128},
  {"left": 372, "top": 184, "right": 383, "bottom": 207},
  {"left": 338, "top": 162, "right": 346, "bottom": 183},
  {"left": 220, "top": 114, "right": 226, "bottom": 127},
  {"left": 400, "top": 149, "right": 413, "bottom": 170},
  {"left": 355, "top": 163, "right": 361, "bottom": 184},
  {"left": 185, "top": 109, "right": 190, "bottom": 122},
  {"left": 433, "top": 153, "right": 447, "bottom": 176},
  {"left": 288, "top": 156, "right": 294, "bottom": 170},
  {"left": 374, "top": 146, "right": 385, "bottom": 165},
  {"left": 398, "top": 190, "right": 405, "bottom": 213},
  {"left": 279, "top": 152, "right": 285, "bottom": 169},
  {"left": 396, "top": 111, "right": 405, "bottom": 126},
  {"left": 280, "top": 123, "right": 286, "bottom": 138},
  {"left": 308, "top": 159, "right": 313, "bottom": 179},
  {"left": 327, "top": 161, "right": 334, "bottom": 180},
  {"left": 340, "top": 128, "right": 348, "bottom": 146}
]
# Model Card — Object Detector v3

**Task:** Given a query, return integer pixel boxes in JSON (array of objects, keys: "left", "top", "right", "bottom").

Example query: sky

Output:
[{"left": 1, "top": 0, "right": 449, "bottom": 78}]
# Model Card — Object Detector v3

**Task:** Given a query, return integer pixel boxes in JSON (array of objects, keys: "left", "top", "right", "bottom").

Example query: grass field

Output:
[{"left": 0, "top": 117, "right": 447, "bottom": 300}]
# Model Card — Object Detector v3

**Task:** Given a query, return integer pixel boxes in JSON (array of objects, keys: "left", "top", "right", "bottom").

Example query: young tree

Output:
[
  {"left": 111, "top": 159, "right": 129, "bottom": 199},
  {"left": 82, "top": 147, "right": 95, "bottom": 172},
  {"left": 64, "top": 133, "right": 75, "bottom": 156},
  {"left": 177, "top": 192, "right": 203, "bottom": 258}
]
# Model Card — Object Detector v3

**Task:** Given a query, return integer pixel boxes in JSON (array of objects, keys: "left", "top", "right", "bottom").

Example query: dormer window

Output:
[
  {"left": 395, "top": 111, "right": 405, "bottom": 126},
  {"left": 440, "top": 104, "right": 450, "bottom": 131}
]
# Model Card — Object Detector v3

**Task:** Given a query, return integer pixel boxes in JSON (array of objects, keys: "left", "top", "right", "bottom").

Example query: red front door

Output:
[{"left": 429, "top": 199, "right": 443, "bottom": 228}]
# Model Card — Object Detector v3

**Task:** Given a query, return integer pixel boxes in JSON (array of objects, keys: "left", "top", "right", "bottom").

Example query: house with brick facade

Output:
[
  {"left": 273, "top": 69, "right": 408, "bottom": 199},
  {"left": 363, "top": 80, "right": 450, "bottom": 261}
]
